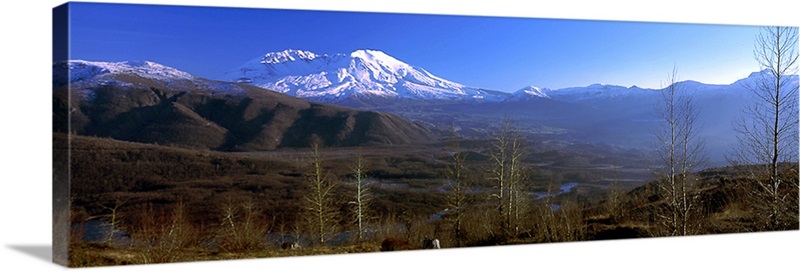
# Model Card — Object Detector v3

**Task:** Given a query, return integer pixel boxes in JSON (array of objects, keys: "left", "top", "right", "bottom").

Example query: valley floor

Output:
[{"left": 54, "top": 133, "right": 799, "bottom": 267}]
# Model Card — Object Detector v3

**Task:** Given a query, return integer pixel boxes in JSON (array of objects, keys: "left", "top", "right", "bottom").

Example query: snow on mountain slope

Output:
[
  {"left": 504, "top": 85, "right": 550, "bottom": 102},
  {"left": 55, "top": 57, "right": 795, "bottom": 112},
  {"left": 541, "top": 69, "right": 798, "bottom": 103},
  {"left": 54, "top": 60, "right": 196, "bottom": 85},
  {"left": 221, "top": 48, "right": 788, "bottom": 108},
  {"left": 730, "top": 69, "right": 800, "bottom": 94},
  {"left": 543, "top": 84, "right": 655, "bottom": 101},
  {"left": 53, "top": 60, "right": 257, "bottom": 99},
  {"left": 219, "top": 49, "right": 507, "bottom": 105}
]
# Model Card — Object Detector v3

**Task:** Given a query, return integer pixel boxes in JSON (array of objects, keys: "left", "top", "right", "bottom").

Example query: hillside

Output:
[{"left": 53, "top": 60, "right": 434, "bottom": 151}]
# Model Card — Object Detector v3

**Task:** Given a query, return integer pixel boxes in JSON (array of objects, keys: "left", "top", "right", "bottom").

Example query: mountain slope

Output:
[
  {"left": 219, "top": 49, "right": 508, "bottom": 106},
  {"left": 504, "top": 86, "right": 551, "bottom": 102},
  {"left": 54, "top": 60, "right": 434, "bottom": 150},
  {"left": 530, "top": 71, "right": 798, "bottom": 164}
]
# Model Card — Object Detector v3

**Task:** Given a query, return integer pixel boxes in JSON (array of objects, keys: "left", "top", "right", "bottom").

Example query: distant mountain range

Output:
[
  {"left": 61, "top": 50, "right": 794, "bottom": 110},
  {"left": 55, "top": 52, "right": 798, "bottom": 164},
  {"left": 219, "top": 49, "right": 509, "bottom": 107},
  {"left": 218, "top": 49, "right": 795, "bottom": 109},
  {"left": 53, "top": 60, "right": 434, "bottom": 151}
]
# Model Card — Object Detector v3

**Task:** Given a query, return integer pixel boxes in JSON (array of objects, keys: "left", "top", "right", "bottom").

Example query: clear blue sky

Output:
[{"left": 68, "top": 2, "right": 764, "bottom": 91}]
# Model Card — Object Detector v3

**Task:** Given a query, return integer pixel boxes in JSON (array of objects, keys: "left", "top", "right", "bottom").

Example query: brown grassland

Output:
[{"left": 55, "top": 132, "right": 798, "bottom": 267}]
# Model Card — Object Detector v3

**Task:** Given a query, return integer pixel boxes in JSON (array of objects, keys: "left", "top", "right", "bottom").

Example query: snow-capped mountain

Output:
[
  {"left": 219, "top": 49, "right": 507, "bottom": 106},
  {"left": 52, "top": 59, "right": 434, "bottom": 151},
  {"left": 51, "top": 57, "right": 797, "bottom": 165},
  {"left": 53, "top": 60, "right": 257, "bottom": 98},
  {"left": 728, "top": 69, "right": 799, "bottom": 95},
  {"left": 542, "top": 84, "right": 654, "bottom": 102},
  {"left": 504, "top": 85, "right": 550, "bottom": 102},
  {"left": 54, "top": 60, "right": 196, "bottom": 86},
  {"left": 539, "top": 69, "right": 798, "bottom": 103}
]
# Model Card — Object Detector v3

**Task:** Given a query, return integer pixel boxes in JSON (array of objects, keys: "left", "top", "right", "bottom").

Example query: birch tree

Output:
[
  {"left": 217, "top": 196, "right": 267, "bottom": 251},
  {"left": 303, "top": 141, "right": 339, "bottom": 244},
  {"left": 488, "top": 118, "right": 527, "bottom": 238},
  {"left": 350, "top": 153, "right": 371, "bottom": 241},
  {"left": 97, "top": 199, "right": 127, "bottom": 244},
  {"left": 732, "top": 26, "right": 799, "bottom": 230},
  {"left": 444, "top": 130, "right": 469, "bottom": 247},
  {"left": 653, "top": 67, "right": 706, "bottom": 236},
  {"left": 507, "top": 133, "right": 526, "bottom": 237}
]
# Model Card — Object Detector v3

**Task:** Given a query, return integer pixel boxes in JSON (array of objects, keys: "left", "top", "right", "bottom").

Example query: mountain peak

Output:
[
  {"left": 54, "top": 60, "right": 196, "bottom": 86},
  {"left": 517, "top": 86, "right": 547, "bottom": 98},
  {"left": 260, "top": 49, "right": 319, "bottom": 64},
  {"left": 503, "top": 85, "right": 550, "bottom": 102},
  {"left": 349, "top": 49, "right": 411, "bottom": 70},
  {"left": 516, "top": 85, "right": 550, "bottom": 98},
  {"left": 350, "top": 49, "right": 387, "bottom": 58},
  {"left": 742, "top": 68, "right": 800, "bottom": 81},
  {"left": 221, "top": 49, "right": 506, "bottom": 106}
]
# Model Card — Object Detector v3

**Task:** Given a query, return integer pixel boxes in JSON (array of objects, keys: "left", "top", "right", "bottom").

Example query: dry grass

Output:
[{"left": 61, "top": 133, "right": 798, "bottom": 267}]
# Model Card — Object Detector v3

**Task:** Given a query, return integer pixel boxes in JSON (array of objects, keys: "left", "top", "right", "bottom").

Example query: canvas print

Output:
[{"left": 52, "top": 1, "right": 799, "bottom": 267}]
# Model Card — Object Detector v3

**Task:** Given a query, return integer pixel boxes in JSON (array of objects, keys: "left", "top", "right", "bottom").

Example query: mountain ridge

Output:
[
  {"left": 219, "top": 49, "right": 796, "bottom": 108},
  {"left": 53, "top": 58, "right": 798, "bottom": 165},
  {"left": 59, "top": 57, "right": 794, "bottom": 108},
  {"left": 53, "top": 59, "right": 435, "bottom": 151},
  {"left": 219, "top": 49, "right": 509, "bottom": 106}
]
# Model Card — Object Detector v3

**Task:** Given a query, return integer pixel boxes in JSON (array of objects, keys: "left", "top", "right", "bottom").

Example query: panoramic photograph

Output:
[{"left": 52, "top": 1, "right": 798, "bottom": 267}]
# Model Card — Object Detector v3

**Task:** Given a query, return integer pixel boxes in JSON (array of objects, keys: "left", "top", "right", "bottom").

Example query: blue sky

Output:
[{"left": 68, "top": 2, "right": 764, "bottom": 91}]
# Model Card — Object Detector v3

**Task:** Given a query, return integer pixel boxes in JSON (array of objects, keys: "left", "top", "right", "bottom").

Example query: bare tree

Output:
[
  {"left": 98, "top": 199, "right": 127, "bottom": 244},
  {"left": 653, "top": 67, "right": 706, "bottom": 236},
  {"left": 603, "top": 164, "right": 627, "bottom": 223},
  {"left": 134, "top": 201, "right": 193, "bottom": 264},
  {"left": 349, "top": 153, "right": 371, "bottom": 241},
  {"left": 488, "top": 118, "right": 527, "bottom": 238},
  {"left": 303, "top": 141, "right": 339, "bottom": 244},
  {"left": 217, "top": 196, "right": 268, "bottom": 252},
  {"left": 556, "top": 199, "right": 586, "bottom": 242},
  {"left": 488, "top": 119, "right": 510, "bottom": 236},
  {"left": 605, "top": 179, "right": 627, "bottom": 223},
  {"left": 530, "top": 181, "right": 558, "bottom": 242},
  {"left": 506, "top": 131, "right": 525, "bottom": 237},
  {"left": 732, "top": 26, "right": 799, "bottom": 230},
  {"left": 444, "top": 129, "right": 469, "bottom": 247}
]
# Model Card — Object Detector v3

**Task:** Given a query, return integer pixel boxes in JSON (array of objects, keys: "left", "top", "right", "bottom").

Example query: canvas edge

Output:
[{"left": 52, "top": 1, "right": 71, "bottom": 267}]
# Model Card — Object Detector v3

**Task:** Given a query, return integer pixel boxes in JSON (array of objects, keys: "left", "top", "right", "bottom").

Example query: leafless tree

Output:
[
  {"left": 217, "top": 196, "right": 268, "bottom": 252},
  {"left": 605, "top": 179, "right": 627, "bottom": 223},
  {"left": 98, "top": 199, "right": 127, "bottom": 244},
  {"left": 653, "top": 67, "right": 706, "bottom": 236},
  {"left": 556, "top": 199, "right": 586, "bottom": 242},
  {"left": 303, "top": 141, "right": 339, "bottom": 244},
  {"left": 488, "top": 118, "right": 527, "bottom": 238},
  {"left": 732, "top": 26, "right": 799, "bottom": 230},
  {"left": 507, "top": 132, "right": 527, "bottom": 237},
  {"left": 530, "top": 181, "right": 558, "bottom": 242},
  {"left": 349, "top": 153, "right": 372, "bottom": 241},
  {"left": 444, "top": 129, "right": 469, "bottom": 247},
  {"left": 134, "top": 201, "right": 193, "bottom": 264}
]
